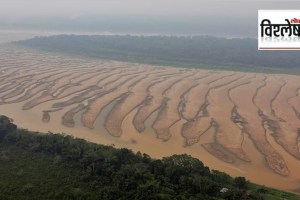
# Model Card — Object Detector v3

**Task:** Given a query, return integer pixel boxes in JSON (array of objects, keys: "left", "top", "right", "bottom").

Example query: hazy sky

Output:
[
  {"left": 0, "top": 0, "right": 299, "bottom": 18},
  {"left": 0, "top": 0, "right": 299, "bottom": 37}
]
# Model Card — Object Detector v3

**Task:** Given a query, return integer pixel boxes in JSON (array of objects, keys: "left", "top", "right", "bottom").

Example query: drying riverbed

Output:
[{"left": 1, "top": 45, "right": 300, "bottom": 193}]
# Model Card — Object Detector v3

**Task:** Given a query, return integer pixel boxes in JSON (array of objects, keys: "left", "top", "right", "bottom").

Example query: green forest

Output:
[
  {"left": 14, "top": 35, "right": 300, "bottom": 74},
  {"left": 0, "top": 115, "right": 299, "bottom": 200}
]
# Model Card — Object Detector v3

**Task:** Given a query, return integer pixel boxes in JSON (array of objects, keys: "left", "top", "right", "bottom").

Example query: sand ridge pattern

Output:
[{"left": 1, "top": 45, "right": 300, "bottom": 191}]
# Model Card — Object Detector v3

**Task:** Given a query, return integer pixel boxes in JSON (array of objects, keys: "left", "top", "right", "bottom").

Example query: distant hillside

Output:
[
  {"left": 14, "top": 35, "right": 300, "bottom": 74},
  {"left": 0, "top": 115, "right": 299, "bottom": 200}
]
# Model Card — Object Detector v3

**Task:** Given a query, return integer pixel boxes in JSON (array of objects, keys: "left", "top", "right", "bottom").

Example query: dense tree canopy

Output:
[
  {"left": 15, "top": 35, "right": 300, "bottom": 74},
  {"left": 0, "top": 115, "right": 298, "bottom": 200},
  {"left": 0, "top": 116, "right": 16, "bottom": 141}
]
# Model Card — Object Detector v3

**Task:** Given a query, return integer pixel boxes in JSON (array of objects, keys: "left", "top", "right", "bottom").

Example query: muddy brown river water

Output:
[{"left": 0, "top": 44, "right": 300, "bottom": 193}]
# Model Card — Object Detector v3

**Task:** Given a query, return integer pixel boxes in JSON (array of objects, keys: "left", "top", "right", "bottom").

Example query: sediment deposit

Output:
[{"left": 1, "top": 45, "right": 300, "bottom": 192}]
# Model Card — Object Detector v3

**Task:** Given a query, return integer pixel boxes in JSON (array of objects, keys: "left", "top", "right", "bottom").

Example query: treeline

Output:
[
  {"left": 0, "top": 115, "right": 297, "bottom": 200},
  {"left": 14, "top": 35, "right": 300, "bottom": 74}
]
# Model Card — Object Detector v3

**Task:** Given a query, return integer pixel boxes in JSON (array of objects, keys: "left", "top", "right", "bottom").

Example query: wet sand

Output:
[{"left": 0, "top": 44, "right": 300, "bottom": 193}]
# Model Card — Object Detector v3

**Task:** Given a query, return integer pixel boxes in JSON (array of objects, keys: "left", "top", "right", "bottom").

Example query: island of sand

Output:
[{"left": 1, "top": 45, "right": 300, "bottom": 192}]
